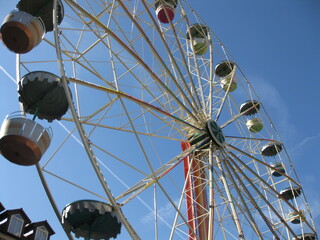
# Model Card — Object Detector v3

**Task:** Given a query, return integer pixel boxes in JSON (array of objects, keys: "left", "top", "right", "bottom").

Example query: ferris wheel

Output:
[{"left": 0, "top": 0, "right": 318, "bottom": 239}]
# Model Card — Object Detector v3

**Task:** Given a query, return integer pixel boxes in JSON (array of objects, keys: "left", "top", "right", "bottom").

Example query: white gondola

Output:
[
  {"left": 292, "top": 233, "right": 316, "bottom": 240},
  {"left": 215, "top": 60, "right": 235, "bottom": 78},
  {"left": 0, "top": 112, "right": 52, "bottom": 166},
  {"left": 246, "top": 118, "right": 263, "bottom": 133},
  {"left": 270, "top": 162, "right": 286, "bottom": 177},
  {"left": 240, "top": 100, "right": 261, "bottom": 116},
  {"left": 278, "top": 186, "right": 301, "bottom": 201},
  {"left": 288, "top": 211, "right": 305, "bottom": 224},
  {"left": 186, "top": 24, "right": 209, "bottom": 55},
  {"left": 0, "top": 10, "right": 45, "bottom": 53},
  {"left": 261, "top": 142, "right": 283, "bottom": 157}
]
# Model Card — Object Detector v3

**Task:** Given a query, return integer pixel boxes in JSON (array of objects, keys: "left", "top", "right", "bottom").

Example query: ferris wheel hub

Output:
[{"left": 206, "top": 119, "right": 225, "bottom": 147}]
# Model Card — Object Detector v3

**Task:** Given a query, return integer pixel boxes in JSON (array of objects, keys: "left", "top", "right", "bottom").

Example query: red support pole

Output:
[
  {"left": 182, "top": 141, "right": 197, "bottom": 239},
  {"left": 181, "top": 141, "right": 209, "bottom": 240}
]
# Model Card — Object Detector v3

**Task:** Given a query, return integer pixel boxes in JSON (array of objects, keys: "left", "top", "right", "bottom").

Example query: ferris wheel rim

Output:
[{"left": 8, "top": 0, "right": 317, "bottom": 239}]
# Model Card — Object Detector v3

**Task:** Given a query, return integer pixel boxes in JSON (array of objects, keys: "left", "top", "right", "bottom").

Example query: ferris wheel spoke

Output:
[
  {"left": 214, "top": 153, "right": 245, "bottom": 239},
  {"left": 102, "top": 33, "right": 182, "bottom": 117},
  {"left": 61, "top": 25, "right": 136, "bottom": 89},
  {"left": 42, "top": 123, "right": 78, "bottom": 169},
  {"left": 183, "top": 37, "right": 207, "bottom": 111},
  {"left": 219, "top": 153, "right": 280, "bottom": 239},
  {"left": 227, "top": 143, "right": 301, "bottom": 186},
  {"left": 42, "top": 140, "right": 192, "bottom": 240},
  {"left": 57, "top": 1, "right": 200, "bottom": 124},
  {"left": 92, "top": 142, "right": 149, "bottom": 177},
  {"left": 44, "top": 118, "right": 152, "bottom": 185},
  {"left": 116, "top": 140, "right": 202, "bottom": 204},
  {"left": 117, "top": 0, "right": 201, "bottom": 115},
  {"left": 70, "top": 118, "right": 183, "bottom": 141},
  {"left": 184, "top": 12, "right": 217, "bottom": 116},
  {"left": 225, "top": 135, "right": 280, "bottom": 143},
  {"left": 103, "top": 30, "right": 194, "bottom": 140},
  {"left": 191, "top": 57, "right": 207, "bottom": 113},
  {"left": 212, "top": 172, "right": 239, "bottom": 239},
  {"left": 142, "top": 0, "right": 206, "bottom": 112},
  {"left": 53, "top": 4, "right": 142, "bottom": 238},
  {"left": 227, "top": 146, "right": 317, "bottom": 235},
  {"left": 61, "top": 102, "right": 185, "bottom": 141},
  {"left": 207, "top": 148, "right": 214, "bottom": 239},
  {"left": 225, "top": 151, "right": 305, "bottom": 238},
  {"left": 64, "top": 0, "right": 198, "bottom": 122},
  {"left": 42, "top": 168, "right": 109, "bottom": 202},
  {"left": 218, "top": 160, "right": 264, "bottom": 239},
  {"left": 59, "top": 34, "right": 113, "bottom": 84},
  {"left": 48, "top": 37, "right": 114, "bottom": 87},
  {"left": 220, "top": 97, "right": 261, "bottom": 129},
  {"left": 67, "top": 77, "right": 202, "bottom": 132},
  {"left": 116, "top": 94, "right": 199, "bottom": 238},
  {"left": 47, "top": 115, "right": 186, "bottom": 206},
  {"left": 35, "top": 164, "right": 75, "bottom": 240},
  {"left": 214, "top": 68, "right": 236, "bottom": 122},
  {"left": 210, "top": 153, "right": 241, "bottom": 239}
]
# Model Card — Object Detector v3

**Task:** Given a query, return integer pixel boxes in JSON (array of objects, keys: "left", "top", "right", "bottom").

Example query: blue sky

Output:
[{"left": 0, "top": 0, "right": 319, "bottom": 239}]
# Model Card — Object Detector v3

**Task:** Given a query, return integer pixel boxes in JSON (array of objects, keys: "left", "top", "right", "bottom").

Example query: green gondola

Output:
[
  {"left": 186, "top": 24, "right": 209, "bottom": 55},
  {"left": 18, "top": 71, "right": 69, "bottom": 122},
  {"left": 62, "top": 200, "right": 121, "bottom": 240}
]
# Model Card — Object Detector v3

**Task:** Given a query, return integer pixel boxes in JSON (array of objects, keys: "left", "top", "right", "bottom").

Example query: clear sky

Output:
[{"left": 0, "top": 0, "right": 319, "bottom": 239}]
